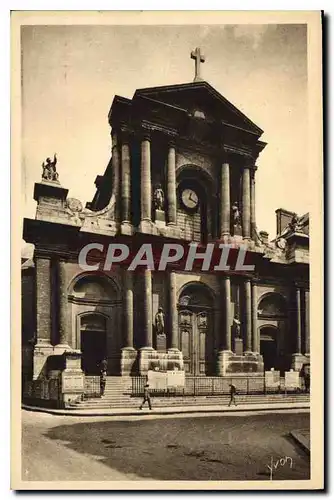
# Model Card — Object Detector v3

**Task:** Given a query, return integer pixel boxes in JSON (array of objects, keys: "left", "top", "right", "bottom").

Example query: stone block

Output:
[
  {"left": 138, "top": 347, "right": 183, "bottom": 375},
  {"left": 156, "top": 334, "right": 167, "bottom": 352},
  {"left": 234, "top": 337, "right": 243, "bottom": 355}
]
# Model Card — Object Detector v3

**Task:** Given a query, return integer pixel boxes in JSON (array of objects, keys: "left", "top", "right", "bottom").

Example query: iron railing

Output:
[
  {"left": 84, "top": 376, "right": 101, "bottom": 398},
  {"left": 129, "top": 375, "right": 306, "bottom": 397}
]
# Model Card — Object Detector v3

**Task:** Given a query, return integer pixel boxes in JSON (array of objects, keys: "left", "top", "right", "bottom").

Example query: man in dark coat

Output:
[
  {"left": 228, "top": 383, "right": 237, "bottom": 406},
  {"left": 139, "top": 383, "right": 152, "bottom": 410},
  {"left": 100, "top": 369, "right": 107, "bottom": 397}
]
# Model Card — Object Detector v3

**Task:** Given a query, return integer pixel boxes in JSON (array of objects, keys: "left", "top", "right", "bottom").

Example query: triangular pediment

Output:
[{"left": 134, "top": 81, "right": 263, "bottom": 137}]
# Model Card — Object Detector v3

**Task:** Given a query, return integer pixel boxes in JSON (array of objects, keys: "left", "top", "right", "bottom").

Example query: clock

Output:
[{"left": 181, "top": 188, "right": 199, "bottom": 211}]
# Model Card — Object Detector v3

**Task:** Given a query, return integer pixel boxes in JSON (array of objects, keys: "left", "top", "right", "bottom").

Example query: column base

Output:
[
  {"left": 139, "top": 347, "right": 155, "bottom": 376},
  {"left": 120, "top": 222, "right": 134, "bottom": 236},
  {"left": 54, "top": 343, "right": 72, "bottom": 352},
  {"left": 219, "top": 234, "right": 231, "bottom": 244},
  {"left": 32, "top": 344, "right": 54, "bottom": 380},
  {"left": 216, "top": 350, "right": 233, "bottom": 376},
  {"left": 139, "top": 219, "right": 154, "bottom": 234},
  {"left": 167, "top": 348, "right": 184, "bottom": 371},
  {"left": 120, "top": 347, "right": 137, "bottom": 376}
]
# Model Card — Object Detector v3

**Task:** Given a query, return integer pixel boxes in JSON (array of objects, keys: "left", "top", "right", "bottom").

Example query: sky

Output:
[{"left": 21, "top": 23, "right": 309, "bottom": 249}]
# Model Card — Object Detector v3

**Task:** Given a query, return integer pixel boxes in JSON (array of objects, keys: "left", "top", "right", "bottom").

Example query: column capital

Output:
[
  {"left": 139, "top": 123, "right": 153, "bottom": 141},
  {"left": 111, "top": 130, "right": 119, "bottom": 148},
  {"left": 34, "top": 253, "right": 52, "bottom": 261},
  {"left": 294, "top": 280, "right": 308, "bottom": 290},
  {"left": 119, "top": 127, "right": 132, "bottom": 144}
]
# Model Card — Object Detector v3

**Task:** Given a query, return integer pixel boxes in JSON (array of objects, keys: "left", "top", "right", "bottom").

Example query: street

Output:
[{"left": 21, "top": 409, "right": 310, "bottom": 482}]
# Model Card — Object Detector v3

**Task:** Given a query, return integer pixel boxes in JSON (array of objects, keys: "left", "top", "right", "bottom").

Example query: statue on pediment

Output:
[
  {"left": 42, "top": 154, "right": 59, "bottom": 182},
  {"left": 153, "top": 184, "right": 165, "bottom": 211},
  {"left": 280, "top": 213, "right": 304, "bottom": 237}
]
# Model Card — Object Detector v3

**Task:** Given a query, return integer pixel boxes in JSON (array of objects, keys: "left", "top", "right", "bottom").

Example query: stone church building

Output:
[{"left": 22, "top": 50, "right": 309, "bottom": 401}]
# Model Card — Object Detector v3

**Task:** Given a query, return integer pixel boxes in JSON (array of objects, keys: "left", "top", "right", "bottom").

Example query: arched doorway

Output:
[
  {"left": 178, "top": 283, "right": 214, "bottom": 375},
  {"left": 260, "top": 326, "right": 278, "bottom": 371},
  {"left": 80, "top": 313, "right": 107, "bottom": 375},
  {"left": 257, "top": 293, "right": 288, "bottom": 372},
  {"left": 69, "top": 273, "right": 120, "bottom": 375}
]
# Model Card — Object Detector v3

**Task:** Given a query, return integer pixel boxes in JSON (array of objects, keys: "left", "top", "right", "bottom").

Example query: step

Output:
[{"left": 76, "top": 396, "right": 310, "bottom": 409}]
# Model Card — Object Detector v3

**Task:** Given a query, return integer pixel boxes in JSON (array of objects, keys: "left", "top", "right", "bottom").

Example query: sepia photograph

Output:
[{"left": 11, "top": 10, "right": 323, "bottom": 490}]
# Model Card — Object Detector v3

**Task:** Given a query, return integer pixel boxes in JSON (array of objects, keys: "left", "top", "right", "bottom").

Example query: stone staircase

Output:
[{"left": 71, "top": 376, "right": 310, "bottom": 410}]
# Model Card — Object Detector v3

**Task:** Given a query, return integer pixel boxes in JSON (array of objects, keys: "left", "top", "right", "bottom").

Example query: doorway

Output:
[
  {"left": 178, "top": 284, "right": 214, "bottom": 375},
  {"left": 80, "top": 314, "right": 107, "bottom": 375},
  {"left": 260, "top": 326, "right": 278, "bottom": 371}
]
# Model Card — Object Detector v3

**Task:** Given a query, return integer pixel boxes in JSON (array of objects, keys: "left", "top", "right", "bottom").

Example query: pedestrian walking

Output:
[
  {"left": 100, "top": 369, "right": 107, "bottom": 397},
  {"left": 139, "top": 383, "right": 152, "bottom": 410},
  {"left": 228, "top": 383, "right": 237, "bottom": 406}
]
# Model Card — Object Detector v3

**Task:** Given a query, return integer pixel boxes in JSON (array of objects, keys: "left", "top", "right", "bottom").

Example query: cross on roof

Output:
[{"left": 191, "top": 47, "right": 206, "bottom": 82}]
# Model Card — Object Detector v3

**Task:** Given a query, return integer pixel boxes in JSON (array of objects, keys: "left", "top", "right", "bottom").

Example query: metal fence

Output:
[
  {"left": 130, "top": 376, "right": 306, "bottom": 397},
  {"left": 22, "top": 376, "right": 61, "bottom": 403},
  {"left": 84, "top": 376, "right": 101, "bottom": 398}
]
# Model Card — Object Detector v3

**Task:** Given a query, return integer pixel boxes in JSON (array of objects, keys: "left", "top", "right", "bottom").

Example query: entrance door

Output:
[
  {"left": 80, "top": 314, "right": 107, "bottom": 375},
  {"left": 179, "top": 308, "right": 212, "bottom": 375},
  {"left": 260, "top": 326, "right": 278, "bottom": 371}
]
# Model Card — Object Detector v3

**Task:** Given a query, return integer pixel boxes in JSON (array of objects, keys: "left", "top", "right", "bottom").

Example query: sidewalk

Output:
[
  {"left": 290, "top": 429, "right": 311, "bottom": 454},
  {"left": 22, "top": 401, "right": 310, "bottom": 418}
]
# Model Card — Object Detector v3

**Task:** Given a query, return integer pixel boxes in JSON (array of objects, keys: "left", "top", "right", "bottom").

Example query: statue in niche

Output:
[
  {"left": 155, "top": 307, "right": 165, "bottom": 336},
  {"left": 233, "top": 317, "right": 241, "bottom": 338},
  {"left": 153, "top": 184, "right": 165, "bottom": 211},
  {"left": 42, "top": 154, "right": 59, "bottom": 182},
  {"left": 232, "top": 201, "right": 241, "bottom": 227}
]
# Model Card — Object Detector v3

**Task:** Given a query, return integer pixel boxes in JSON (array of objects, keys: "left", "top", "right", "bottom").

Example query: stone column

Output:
[
  {"left": 222, "top": 276, "right": 232, "bottom": 351},
  {"left": 250, "top": 167, "right": 257, "bottom": 240},
  {"left": 143, "top": 270, "right": 153, "bottom": 348},
  {"left": 167, "top": 143, "right": 177, "bottom": 226},
  {"left": 121, "top": 136, "right": 131, "bottom": 224},
  {"left": 35, "top": 256, "right": 52, "bottom": 346},
  {"left": 242, "top": 166, "right": 251, "bottom": 239},
  {"left": 251, "top": 281, "right": 258, "bottom": 352},
  {"left": 220, "top": 162, "right": 230, "bottom": 238},
  {"left": 58, "top": 259, "right": 70, "bottom": 347},
  {"left": 121, "top": 270, "right": 137, "bottom": 376},
  {"left": 122, "top": 271, "right": 134, "bottom": 348},
  {"left": 244, "top": 278, "right": 252, "bottom": 352},
  {"left": 216, "top": 275, "right": 232, "bottom": 376},
  {"left": 111, "top": 131, "right": 121, "bottom": 221},
  {"left": 304, "top": 289, "right": 310, "bottom": 354},
  {"left": 296, "top": 287, "right": 302, "bottom": 354},
  {"left": 140, "top": 133, "right": 152, "bottom": 223},
  {"left": 168, "top": 271, "right": 178, "bottom": 349}
]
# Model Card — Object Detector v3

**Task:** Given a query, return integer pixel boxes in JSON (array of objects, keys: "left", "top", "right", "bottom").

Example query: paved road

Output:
[{"left": 21, "top": 409, "right": 310, "bottom": 482}]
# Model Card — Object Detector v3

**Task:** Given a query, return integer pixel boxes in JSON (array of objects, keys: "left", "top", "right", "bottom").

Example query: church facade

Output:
[{"left": 22, "top": 52, "right": 310, "bottom": 394}]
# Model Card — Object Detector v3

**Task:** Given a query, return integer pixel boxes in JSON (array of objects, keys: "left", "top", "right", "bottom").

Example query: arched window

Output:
[
  {"left": 258, "top": 293, "right": 287, "bottom": 317},
  {"left": 179, "top": 283, "right": 213, "bottom": 308},
  {"left": 71, "top": 274, "right": 118, "bottom": 302}
]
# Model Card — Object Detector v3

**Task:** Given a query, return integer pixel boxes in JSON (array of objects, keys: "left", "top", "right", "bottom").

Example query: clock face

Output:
[{"left": 181, "top": 188, "right": 199, "bottom": 210}]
